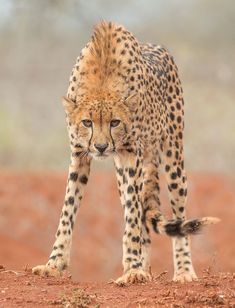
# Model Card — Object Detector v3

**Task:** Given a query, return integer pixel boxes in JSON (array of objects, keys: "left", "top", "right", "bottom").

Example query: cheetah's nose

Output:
[{"left": 94, "top": 143, "right": 108, "bottom": 154}]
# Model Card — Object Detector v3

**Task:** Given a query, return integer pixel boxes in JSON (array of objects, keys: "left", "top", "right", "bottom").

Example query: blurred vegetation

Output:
[{"left": 0, "top": 0, "right": 234, "bottom": 172}]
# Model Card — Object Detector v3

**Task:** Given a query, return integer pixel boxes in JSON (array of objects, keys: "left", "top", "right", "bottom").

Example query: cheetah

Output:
[{"left": 32, "top": 21, "right": 219, "bottom": 284}]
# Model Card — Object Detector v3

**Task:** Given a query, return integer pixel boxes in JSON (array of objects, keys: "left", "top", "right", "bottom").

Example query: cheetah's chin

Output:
[{"left": 92, "top": 153, "right": 110, "bottom": 161}]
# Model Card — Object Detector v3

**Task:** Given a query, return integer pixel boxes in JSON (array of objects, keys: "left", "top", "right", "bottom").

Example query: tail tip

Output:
[{"left": 201, "top": 217, "right": 221, "bottom": 225}]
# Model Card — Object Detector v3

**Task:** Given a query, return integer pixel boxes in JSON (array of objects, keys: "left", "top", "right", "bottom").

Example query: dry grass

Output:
[{"left": 60, "top": 288, "right": 99, "bottom": 308}]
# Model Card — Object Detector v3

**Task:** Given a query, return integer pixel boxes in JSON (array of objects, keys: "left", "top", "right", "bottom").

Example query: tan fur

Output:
[{"left": 68, "top": 22, "right": 141, "bottom": 100}]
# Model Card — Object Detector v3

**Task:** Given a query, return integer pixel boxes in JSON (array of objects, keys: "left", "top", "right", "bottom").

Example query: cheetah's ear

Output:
[
  {"left": 62, "top": 96, "right": 77, "bottom": 114},
  {"left": 123, "top": 92, "right": 138, "bottom": 112}
]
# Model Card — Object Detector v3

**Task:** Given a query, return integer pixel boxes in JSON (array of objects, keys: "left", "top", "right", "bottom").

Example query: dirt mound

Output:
[{"left": 0, "top": 268, "right": 234, "bottom": 307}]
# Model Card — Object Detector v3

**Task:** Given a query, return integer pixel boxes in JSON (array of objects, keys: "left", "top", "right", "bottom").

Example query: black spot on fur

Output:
[
  {"left": 167, "top": 150, "right": 172, "bottom": 157},
  {"left": 68, "top": 196, "right": 74, "bottom": 205},
  {"left": 126, "top": 200, "right": 132, "bottom": 208},
  {"left": 165, "top": 165, "right": 170, "bottom": 172},
  {"left": 127, "top": 185, "right": 134, "bottom": 194},
  {"left": 70, "top": 172, "right": 78, "bottom": 181},
  {"left": 117, "top": 168, "right": 123, "bottom": 176},
  {"left": 179, "top": 188, "right": 185, "bottom": 196},
  {"left": 79, "top": 175, "right": 88, "bottom": 184},
  {"left": 129, "top": 168, "right": 136, "bottom": 177},
  {"left": 132, "top": 249, "right": 138, "bottom": 255},
  {"left": 179, "top": 206, "right": 184, "bottom": 212}
]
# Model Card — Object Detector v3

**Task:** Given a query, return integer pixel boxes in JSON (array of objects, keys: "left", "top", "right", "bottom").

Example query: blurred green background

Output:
[{"left": 0, "top": 0, "right": 234, "bottom": 172}]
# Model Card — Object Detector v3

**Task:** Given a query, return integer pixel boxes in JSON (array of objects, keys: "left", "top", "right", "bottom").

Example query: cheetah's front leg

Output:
[
  {"left": 114, "top": 153, "right": 152, "bottom": 285},
  {"left": 32, "top": 154, "right": 91, "bottom": 277}
]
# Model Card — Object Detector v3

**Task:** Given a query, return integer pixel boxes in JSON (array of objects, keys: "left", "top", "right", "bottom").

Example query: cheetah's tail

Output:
[{"left": 150, "top": 216, "right": 220, "bottom": 237}]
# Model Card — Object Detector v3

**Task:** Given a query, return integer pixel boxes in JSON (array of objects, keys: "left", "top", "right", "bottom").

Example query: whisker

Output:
[
  {"left": 72, "top": 148, "right": 89, "bottom": 159},
  {"left": 80, "top": 151, "right": 86, "bottom": 159},
  {"left": 81, "top": 150, "right": 89, "bottom": 159}
]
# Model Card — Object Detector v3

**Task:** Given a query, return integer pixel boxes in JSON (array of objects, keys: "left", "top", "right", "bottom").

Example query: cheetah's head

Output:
[{"left": 62, "top": 93, "right": 135, "bottom": 160}]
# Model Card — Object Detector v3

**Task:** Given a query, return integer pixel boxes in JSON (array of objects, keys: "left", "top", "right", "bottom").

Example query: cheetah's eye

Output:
[
  {"left": 81, "top": 119, "right": 92, "bottom": 128},
  {"left": 110, "top": 119, "right": 121, "bottom": 128}
]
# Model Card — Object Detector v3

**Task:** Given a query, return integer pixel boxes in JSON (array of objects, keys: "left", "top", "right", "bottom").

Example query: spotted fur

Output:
[{"left": 32, "top": 21, "right": 219, "bottom": 284}]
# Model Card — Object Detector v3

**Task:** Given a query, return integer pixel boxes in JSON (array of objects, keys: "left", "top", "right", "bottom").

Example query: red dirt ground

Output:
[
  {"left": 0, "top": 269, "right": 234, "bottom": 307},
  {"left": 0, "top": 171, "right": 234, "bottom": 307}
]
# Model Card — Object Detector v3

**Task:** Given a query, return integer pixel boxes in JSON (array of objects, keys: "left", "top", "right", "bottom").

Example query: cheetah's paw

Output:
[
  {"left": 115, "top": 269, "right": 152, "bottom": 286},
  {"left": 32, "top": 265, "right": 61, "bottom": 278},
  {"left": 173, "top": 271, "right": 198, "bottom": 283}
]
